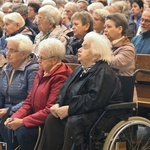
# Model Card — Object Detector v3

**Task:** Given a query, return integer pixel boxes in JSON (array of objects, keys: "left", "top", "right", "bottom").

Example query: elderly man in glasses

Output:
[{"left": 132, "top": 8, "right": 150, "bottom": 54}]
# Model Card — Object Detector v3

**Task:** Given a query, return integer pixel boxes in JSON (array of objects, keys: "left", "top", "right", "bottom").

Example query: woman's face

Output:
[
  {"left": 104, "top": 19, "right": 122, "bottom": 41},
  {"left": 78, "top": 40, "right": 96, "bottom": 68},
  {"left": 93, "top": 13, "right": 104, "bottom": 33},
  {"left": 37, "top": 50, "right": 55, "bottom": 73},
  {"left": 37, "top": 12, "right": 53, "bottom": 34},
  {"left": 72, "top": 19, "right": 90, "bottom": 40},
  {"left": 4, "top": 20, "right": 19, "bottom": 36},
  {"left": 131, "top": 2, "right": 143, "bottom": 17},
  {"left": 6, "top": 40, "right": 25, "bottom": 67}
]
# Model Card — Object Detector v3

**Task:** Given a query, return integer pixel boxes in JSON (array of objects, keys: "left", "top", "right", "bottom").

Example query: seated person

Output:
[
  {"left": 38, "top": 32, "right": 124, "bottom": 150},
  {"left": 0, "top": 34, "right": 38, "bottom": 119},
  {"left": 3, "top": 38, "right": 72, "bottom": 150},
  {"left": 65, "top": 11, "right": 93, "bottom": 63},
  {"left": 0, "top": 12, "right": 36, "bottom": 57},
  {"left": 33, "top": 5, "right": 68, "bottom": 54},
  {"left": 132, "top": 8, "right": 150, "bottom": 54},
  {"left": 104, "top": 13, "right": 136, "bottom": 76}
]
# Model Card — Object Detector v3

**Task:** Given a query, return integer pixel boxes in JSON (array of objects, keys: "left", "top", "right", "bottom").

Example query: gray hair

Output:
[
  {"left": 11, "top": 3, "right": 28, "bottom": 16},
  {"left": 87, "top": 2, "right": 104, "bottom": 13},
  {"left": 6, "top": 34, "right": 33, "bottom": 54},
  {"left": 3, "top": 12, "right": 25, "bottom": 27},
  {"left": 65, "top": 2, "right": 79, "bottom": 13},
  {"left": 38, "top": 38, "right": 65, "bottom": 62},
  {"left": 106, "top": 13, "right": 128, "bottom": 36},
  {"left": 93, "top": 9, "right": 109, "bottom": 23},
  {"left": 84, "top": 32, "right": 112, "bottom": 63},
  {"left": 38, "top": 5, "right": 61, "bottom": 26}
]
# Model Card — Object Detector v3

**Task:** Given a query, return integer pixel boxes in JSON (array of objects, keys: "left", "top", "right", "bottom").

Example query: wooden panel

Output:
[
  {"left": 66, "top": 63, "right": 79, "bottom": 71},
  {"left": 135, "top": 54, "right": 150, "bottom": 107},
  {"left": 135, "top": 54, "right": 150, "bottom": 82}
]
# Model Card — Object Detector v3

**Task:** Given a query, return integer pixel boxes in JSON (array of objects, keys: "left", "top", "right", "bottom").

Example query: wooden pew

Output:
[
  {"left": 135, "top": 54, "right": 150, "bottom": 108},
  {"left": 66, "top": 63, "right": 79, "bottom": 71}
]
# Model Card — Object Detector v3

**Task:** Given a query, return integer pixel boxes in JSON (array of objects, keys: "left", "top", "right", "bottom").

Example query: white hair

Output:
[
  {"left": 6, "top": 34, "right": 33, "bottom": 54},
  {"left": 38, "top": 5, "right": 61, "bottom": 25},
  {"left": 3, "top": 12, "right": 25, "bottom": 27},
  {"left": 38, "top": 38, "right": 65, "bottom": 62},
  {"left": 42, "top": 0, "right": 56, "bottom": 7},
  {"left": 84, "top": 32, "right": 112, "bottom": 63}
]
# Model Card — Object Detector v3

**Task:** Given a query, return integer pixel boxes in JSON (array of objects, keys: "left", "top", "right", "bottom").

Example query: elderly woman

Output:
[
  {"left": 65, "top": 11, "right": 93, "bottom": 63},
  {"left": 0, "top": 34, "right": 38, "bottom": 118},
  {"left": 104, "top": 13, "right": 136, "bottom": 76},
  {"left": 3, "top": 38, "right": 72, "bottom": 150},
  {"left": 0, "top": 12, "right": 35, "bottom": 57},
  {"left": 0, "top": 34, "right": 38, "bottom": 148},
  {"left": 92, "top": 9, "right": 109, "bottom": 34},
  {"left": 33, "top": 5, "right": 68, "bottom": 54},
  {"left": 38, "top": 32, "right": 124, "bottom": 150}
]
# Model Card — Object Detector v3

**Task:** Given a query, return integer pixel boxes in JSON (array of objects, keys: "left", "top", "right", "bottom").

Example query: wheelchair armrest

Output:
[
  {"left": 134, "top": 69, "right": 150, "bottom": 77},
  {"left": 105, "top": 102, "right": 136, "bottom": 110}
]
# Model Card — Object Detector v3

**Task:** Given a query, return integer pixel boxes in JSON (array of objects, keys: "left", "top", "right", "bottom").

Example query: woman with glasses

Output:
[
  {"left": 0, "top": 34, "right": 39, "bottom": 148},
  {"left": 3, "top": 37, "right": 72, "bottom": 150}
]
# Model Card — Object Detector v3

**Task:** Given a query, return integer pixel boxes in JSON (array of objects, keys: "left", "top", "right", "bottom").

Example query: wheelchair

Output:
[{"left": 72, "top": 69, "right": 150, "bottom": 150}]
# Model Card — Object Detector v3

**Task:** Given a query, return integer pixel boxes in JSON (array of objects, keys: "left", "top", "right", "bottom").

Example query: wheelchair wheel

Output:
[{"left": 103, "top": 116, "right": 150, "bottom": 150}]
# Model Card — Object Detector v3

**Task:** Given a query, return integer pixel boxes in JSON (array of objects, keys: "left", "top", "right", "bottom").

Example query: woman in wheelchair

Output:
[{"left": 38, "top": 32, "right": 126, "bottom": 150}]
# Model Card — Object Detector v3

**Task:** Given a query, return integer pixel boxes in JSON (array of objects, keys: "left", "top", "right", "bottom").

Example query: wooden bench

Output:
[
  {"left": 66, "top": 63, "right": 79, "bottom": 71},
  {"left": 135, "top": 54, "right": 150, "bottom": 108}
]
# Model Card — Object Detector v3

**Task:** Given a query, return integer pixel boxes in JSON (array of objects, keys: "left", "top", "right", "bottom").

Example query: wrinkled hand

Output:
[
  {"left": 56, "top": 106, "right": 69, "bottom": 120},
  {"left": 4, "top": 118, "right": 24, "bottom": 130},
  {"left": 0, "top": 108, "right": 7, "bottom": 118},
  {"left": 50, "top": 104, "right": 60, "bottom": 118}
]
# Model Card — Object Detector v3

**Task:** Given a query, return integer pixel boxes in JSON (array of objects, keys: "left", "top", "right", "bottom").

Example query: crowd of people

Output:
[{"left": 0, "top": 0, "right": 149, "bottom": 149}]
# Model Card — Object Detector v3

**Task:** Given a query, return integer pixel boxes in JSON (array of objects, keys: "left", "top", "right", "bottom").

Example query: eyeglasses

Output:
[
  {"left": 141, "top": 18, "right": 150, "bottom": 23},
  {"left": 37, "top": 55, "right": 55, "bottom": 61},
  {"left": 6, "top": 49, "right": 19, "bottom": 53}
]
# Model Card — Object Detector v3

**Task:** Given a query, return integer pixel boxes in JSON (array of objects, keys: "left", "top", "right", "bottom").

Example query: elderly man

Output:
[{"left": 132, "top": 8, "right": 150, "bottom": 54}]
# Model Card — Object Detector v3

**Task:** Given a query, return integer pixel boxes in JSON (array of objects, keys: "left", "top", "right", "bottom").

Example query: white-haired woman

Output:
[
  {"left": 0, "top": 34, "right": 39, "bottom": 149},
  {"left": 0, "top": 12, "right": 36, "bottom": 57},
  {"left": 38, "top": 32, "right": 124, "bottom": 150},
  {"left": 4, "top": 38, "right": 72, "bottom": 150},
  {"left": 33, "top": 5, "right": 68, "bottom": 54}
]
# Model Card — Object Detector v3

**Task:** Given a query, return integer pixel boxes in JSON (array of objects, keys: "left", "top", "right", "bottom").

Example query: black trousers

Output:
[{"left": 38, "top": 114, "right": 72, "bottom": 150}]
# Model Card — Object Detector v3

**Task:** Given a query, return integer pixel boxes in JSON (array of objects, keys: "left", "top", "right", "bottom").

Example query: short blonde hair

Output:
[
  {"left": 84, "top": 32, "right": 112, "bottom": 63},
  {"left": 38, "top": 38, "right": 65, "bottom": 62},
  {"left": 3, "top": 12, "right": 25, "bottom": 27},
  {"left": 6, "top": 34, "right": 33, "bottom": 55}
]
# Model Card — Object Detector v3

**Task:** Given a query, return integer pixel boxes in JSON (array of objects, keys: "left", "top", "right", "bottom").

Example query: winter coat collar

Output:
[{"left": 112, "top": 36, "right": 131, "bottom": 49}]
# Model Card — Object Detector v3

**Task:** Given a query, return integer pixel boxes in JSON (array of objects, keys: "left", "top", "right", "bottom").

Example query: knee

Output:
[{"left": 15, "top": 126, "right": 28, "bottom": 139}]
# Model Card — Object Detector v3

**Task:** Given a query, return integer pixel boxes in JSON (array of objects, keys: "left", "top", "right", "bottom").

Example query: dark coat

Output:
[{"left": 57, "top": 61, "right": 123, "bottom": 144}]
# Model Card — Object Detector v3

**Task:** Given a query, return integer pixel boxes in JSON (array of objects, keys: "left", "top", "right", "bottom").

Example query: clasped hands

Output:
[
  {"left": 50, "top": 104, "right": 69, "bottom": 119},
  {"left": 4, "top": 118, "right": 24, "bottom": 130}
]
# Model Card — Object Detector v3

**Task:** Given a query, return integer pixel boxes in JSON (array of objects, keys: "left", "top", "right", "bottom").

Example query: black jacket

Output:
[{"left": 57, "top": 61, "right": 123, "bottom": 144}]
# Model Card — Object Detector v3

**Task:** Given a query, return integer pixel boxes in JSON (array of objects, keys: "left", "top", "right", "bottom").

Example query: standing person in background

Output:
[{"left": 3, "top": 38, "right": 72, "bottom": 150}]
